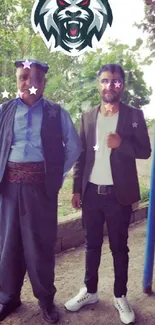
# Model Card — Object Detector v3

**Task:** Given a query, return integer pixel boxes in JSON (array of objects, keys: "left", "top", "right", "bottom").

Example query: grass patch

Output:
[
  {"left": 140, "top": 183, "right": 150, "bottom": 203},
  {"left": 58, "top": 172, "right": 75, "bottom": 217},
  {"left": 58, "top": 174, "right": 150, "bottom": 218}
]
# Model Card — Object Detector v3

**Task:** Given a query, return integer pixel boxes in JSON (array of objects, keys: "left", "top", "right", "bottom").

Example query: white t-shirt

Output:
[{"left": 89, "top": 111, "right": 119, "bottom": 185}]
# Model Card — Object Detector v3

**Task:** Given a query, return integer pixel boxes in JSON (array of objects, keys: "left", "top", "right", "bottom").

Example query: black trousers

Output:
[
  {"left": 82, "top": 183, "right": 132, "bottom": 298},
  {"left": 0, "top": 182, "right": 58, "bottom": 304}
]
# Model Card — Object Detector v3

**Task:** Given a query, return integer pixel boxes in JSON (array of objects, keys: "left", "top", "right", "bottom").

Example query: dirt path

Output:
[{"left": 3, "top": 220, "right": 155, "bottom": 325}]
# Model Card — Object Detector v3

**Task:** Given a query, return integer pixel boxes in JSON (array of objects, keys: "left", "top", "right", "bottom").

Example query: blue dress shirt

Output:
[{"left": 0, "top": 98, "right": 82, "bottom": 180}]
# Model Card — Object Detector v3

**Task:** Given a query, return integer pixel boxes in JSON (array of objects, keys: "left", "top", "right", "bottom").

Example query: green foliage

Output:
[
  {"left": 140, "top": 183, "right": 150, "bottom": 203},
  {"left": 58, "top": 173, "right": 75, "bottom": 217},
  {"left": 146, "top": 118, "right": 155, "bottom": 128},
  {"left": 0, "top": 0, "right": 152, "bottom": 126},
  {"left": 135, "top": 3, "right": 155, "bottom": 59},
  {"left": 65, "top": 42, "right": 152, "bottom": 127},
  {"left": 0, "top": 0, "right": 75, "bottom": 102}
]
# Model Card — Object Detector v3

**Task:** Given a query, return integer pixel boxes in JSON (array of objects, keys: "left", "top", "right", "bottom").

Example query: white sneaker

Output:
[
  {"left": 114, "top": 295, "right": 135, "bottom": 324},
  {"left": 64, "top": 287, "right": 98, "bottom": 312}
]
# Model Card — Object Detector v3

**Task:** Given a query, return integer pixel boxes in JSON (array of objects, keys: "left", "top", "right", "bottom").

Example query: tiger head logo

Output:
[{"left": 31, "top": 0, "right": 113, "bottom": 56}]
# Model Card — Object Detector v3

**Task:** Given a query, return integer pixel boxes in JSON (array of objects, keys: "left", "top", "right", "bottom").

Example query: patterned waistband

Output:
[{"left": 5, "top": 161, "right": 45, "bottom": 184}]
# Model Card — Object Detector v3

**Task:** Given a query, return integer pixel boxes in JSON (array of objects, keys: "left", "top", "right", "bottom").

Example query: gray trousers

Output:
[{"left": 0, "top": 181, "right": 58, "bottom": 304}]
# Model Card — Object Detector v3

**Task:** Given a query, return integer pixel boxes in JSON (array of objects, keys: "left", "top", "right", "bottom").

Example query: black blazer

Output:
[{"left": 73, "top": 102, "right": 151, "bottom": 205}]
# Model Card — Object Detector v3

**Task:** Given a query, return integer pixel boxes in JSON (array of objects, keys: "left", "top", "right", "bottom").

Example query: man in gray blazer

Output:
[{"left": 65, "top": 63, "right": 151, "bottom": 324}]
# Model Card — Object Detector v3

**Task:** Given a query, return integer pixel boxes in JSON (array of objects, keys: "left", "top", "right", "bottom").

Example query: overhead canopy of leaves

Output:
[
  {"left": 0, "top": 0, "right": 152, "bottom": 129},
  {"left": 65, "top": 42, "right": 152, "bottom": 124},
  {"left": 135, "top": 1, "right": 155, "bottom": 59}
]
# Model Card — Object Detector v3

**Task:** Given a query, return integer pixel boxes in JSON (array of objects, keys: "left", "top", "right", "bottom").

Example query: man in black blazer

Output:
[{"left": 65, "top": 64, "right": 151, "bottom": 324}]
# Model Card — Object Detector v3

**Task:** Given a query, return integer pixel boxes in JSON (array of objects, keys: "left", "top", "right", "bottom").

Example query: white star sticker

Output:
[
  {"left": 15, "top": 90, "right": 24, "bottom": 98},
  {"left": 106, "top": 83, "right": 111, "bottom": 89},
  {"left": 1, "top": 90, "right": 10, "bottom": 98},
  {"left": 29, "top": 86, "right": 38, "bottom": 95},
  {"left": 105, "top": 104, "right": 113, "bottom": 112},
  {"left": 114, "top": 81, "right": 121, "bottom": 88},
  {"left": 75, "top": 112, "right": 82, "bottom": 118},
  {"left": 49, "top": 109, "right": 57, "bottom": 118},
  {"left": 132, "top": 122, "right": 138, "bottom": 128},
  {"left": 22, "top": 59, "right": 32, "bottom": 69},
  {"left": 93, "top": 144, "right": 99, "bottom": 151}
]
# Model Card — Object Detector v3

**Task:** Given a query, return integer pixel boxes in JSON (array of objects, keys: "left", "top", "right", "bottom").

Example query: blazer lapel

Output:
[
  {"left": 116, "top": 102, "right": 128, "bottom": 135},
  {"left": 86, "top": 102, "right": 128, "bottom": 161},
  {"left": 87, "top": 104, "right": 100, "bottom": 160}
]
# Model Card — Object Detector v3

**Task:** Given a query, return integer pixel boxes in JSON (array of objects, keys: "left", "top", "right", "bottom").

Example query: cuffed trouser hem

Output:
[{"left": 0, "top": 291, "right": 21, "bottom": 304}]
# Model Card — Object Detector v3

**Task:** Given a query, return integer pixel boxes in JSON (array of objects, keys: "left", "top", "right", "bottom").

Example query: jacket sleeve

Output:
[
  {"left": 72, "top": 114, "right": 86, "bottom": 194},
  {"left": 116, "top": 109, "right": 151, "bottom": 159},
  {"left": 61, "top": 108, "right": 82, "bottom": 180}
]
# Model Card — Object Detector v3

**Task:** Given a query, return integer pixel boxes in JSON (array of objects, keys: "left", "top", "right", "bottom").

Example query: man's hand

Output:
[
  {"left": 72, "top": 193, "right": 81, "bottom": 209},
  {"left": 107, "top": 132, "right": 121, "bottom": 149}
]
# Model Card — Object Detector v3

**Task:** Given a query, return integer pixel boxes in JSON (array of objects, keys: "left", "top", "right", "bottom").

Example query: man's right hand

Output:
[{"left": 72, "top": 193, "right": 81, "bottom": 209}]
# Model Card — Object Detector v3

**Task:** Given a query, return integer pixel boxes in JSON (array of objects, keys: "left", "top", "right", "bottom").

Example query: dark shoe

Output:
[
  {"left": 39, "top": 301, "right": 59, "bottom": 324},
  {"left": 0, "top": 300, "right": 21, "bottom": 321}
]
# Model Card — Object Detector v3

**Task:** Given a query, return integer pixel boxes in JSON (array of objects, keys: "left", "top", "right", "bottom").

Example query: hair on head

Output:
[{"left": 97, "top": 63, "right": 125, "bottom": 81}]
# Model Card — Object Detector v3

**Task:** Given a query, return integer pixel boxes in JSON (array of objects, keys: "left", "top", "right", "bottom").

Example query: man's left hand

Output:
[{"left": 107, "top": 132, "right": 122, "bottom": 149}]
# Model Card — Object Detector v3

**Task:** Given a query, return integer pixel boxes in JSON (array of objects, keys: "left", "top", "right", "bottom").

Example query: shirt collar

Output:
[{"left": 16, "top": 96, "right": 43, "bottom": 109}]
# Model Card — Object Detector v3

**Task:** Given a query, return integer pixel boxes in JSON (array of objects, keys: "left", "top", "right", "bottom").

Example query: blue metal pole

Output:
[{"left": 143, "top": 132, "right": 155, "bottom": 294}]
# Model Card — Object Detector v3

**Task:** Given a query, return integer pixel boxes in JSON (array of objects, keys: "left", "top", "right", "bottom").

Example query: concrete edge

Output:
[{"left": 56, "top": 203, "right": 148, "bottom": 254}]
